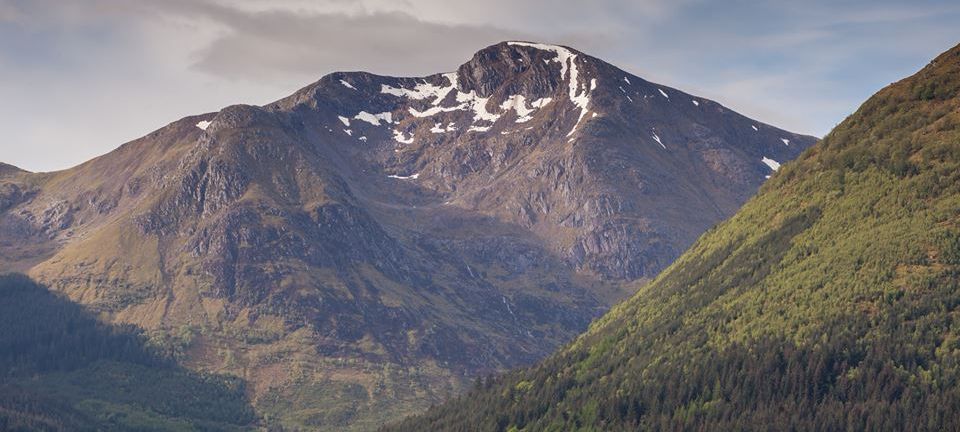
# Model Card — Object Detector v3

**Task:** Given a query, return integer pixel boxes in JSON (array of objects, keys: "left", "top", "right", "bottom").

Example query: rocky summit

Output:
[{"left": 0, "top": 41, "right": 815, "bottom": 430}]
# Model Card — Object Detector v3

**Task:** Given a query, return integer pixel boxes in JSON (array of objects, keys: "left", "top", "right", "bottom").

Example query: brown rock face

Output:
[{"left": 0, "top": 41, "right": 815, "bottom": 430}]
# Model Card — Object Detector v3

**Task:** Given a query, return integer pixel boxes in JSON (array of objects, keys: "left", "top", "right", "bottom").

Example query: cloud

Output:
[
  {"left": 129, "top": 0, "right": 657, "bottom": 81},
  {"left": 185, "top": 9, "right": 526, "bottom": 80}
]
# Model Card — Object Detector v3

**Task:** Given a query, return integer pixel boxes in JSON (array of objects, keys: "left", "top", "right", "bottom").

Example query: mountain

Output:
[
  {"left": 385, "top": 43, "right": 960, "bottom": 431},
  {"left": 0, "top": 274, "right": 255, "bottom": 431},
  {"left": 0, "top": 41, "right": 814, "bottom": 430}
]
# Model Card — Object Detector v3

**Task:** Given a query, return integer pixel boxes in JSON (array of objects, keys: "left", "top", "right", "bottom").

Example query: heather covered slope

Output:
[{"left": 386, "top": 43, "right": 960, "bottom": 431}]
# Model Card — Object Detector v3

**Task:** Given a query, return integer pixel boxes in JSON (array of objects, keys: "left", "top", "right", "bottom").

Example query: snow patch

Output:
[
  {"left": 457, "top": 91, "right": 500, "bottom": 123},
  {"left": 752, "top": 125, "right": 759, "bottom": 131},
  {"left": 358, "top": 136, "right": 367, "bottom": 142},
  {"left": 343, "top": 129, "right": 352, "bottom": 136},
  {"left": 354, "top": 111, "right": 392, "bottom": 126},
  {"left": 781, "top": 138, "right": 791, "bottom": 146},
  {"left": 392, "top": 130, "right": 414, "bottom": 144},
  {"left": 195, "top": 120, "right": 211, "bottom": 130},
  {"left": 531, "top": 97, "right": 552, "bottom": 108},
  {"left": 502, "top": 296, "right": 519, "bottom": 323},
  {"left": 426, "top": 121, "right": 456, "bottom": 134},
  {"left": 468, "top": 125, "right": 491, "bottom": 133},
  {"left": 500, "top": 94, "right": 534, "bottom": 122},
  {"left": 761, "top": 157, "right": 781, "bottom": 171},
  {"left": 623, "top": 77, "right": 631, "bottom": 85},
  {"left": 339, "top": 79, "right": 356, "bottom": 90},
  {"left": 408, "top": 105, "right": 461, "bottom": 117},
  {"left": 658, "top": 88, "right": 669, "bottom": 99},
  {"left": 651, "top": 132, "right": 666, "bottom": 149},
  {"left": 381, "top": 72, "right": 459, "bottom": 106},
  {"left": 500, "top": 94, "right": 551, "bottom": 123},
  {"left": 566, "top": 71, "right": 592, "bottom": 136},
  {"left": 388, "top": 173, "right": 419, "bottom": 180},
  {"left": 692, "top": 100, "right": 700, "bottom": 106},
  {"left": 338, "top": 116, "right": 351, "bottom": 127},
  {"left": 402, "top": 82, "right": 504, "bottom": 125}
]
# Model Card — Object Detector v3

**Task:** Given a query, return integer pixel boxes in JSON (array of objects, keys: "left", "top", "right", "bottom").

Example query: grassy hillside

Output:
[
  {"left": 385, "top": 43, "right": 960, "bottom": 431},
  {"left": 0, "top": 274, "right": 256, "bottom": 431}
]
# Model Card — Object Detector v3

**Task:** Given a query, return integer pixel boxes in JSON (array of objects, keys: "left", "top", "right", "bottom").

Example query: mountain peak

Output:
[
  {"left": 465, "top": 41, "right": 586, "bottom": 69},
  {"left": 456, "top": 41, "right": 601, "bottom": 99}
]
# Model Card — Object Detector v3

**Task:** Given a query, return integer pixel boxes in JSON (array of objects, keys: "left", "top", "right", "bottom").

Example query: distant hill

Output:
[{"left": 386, "top": 43, "right": 960, "bottom": 431}]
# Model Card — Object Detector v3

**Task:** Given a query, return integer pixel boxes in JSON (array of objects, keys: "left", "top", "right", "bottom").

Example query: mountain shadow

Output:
[{"left": 0, "top": 273, "right": 257, "bottom": 431}]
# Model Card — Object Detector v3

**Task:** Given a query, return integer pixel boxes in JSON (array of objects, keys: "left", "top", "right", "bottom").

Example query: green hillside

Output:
[
  {"left": 385, "top": 43, "right": 960, "bottom": 431},
  {"left": 0, "top": 274, "right": 257, "bottom": 431}
]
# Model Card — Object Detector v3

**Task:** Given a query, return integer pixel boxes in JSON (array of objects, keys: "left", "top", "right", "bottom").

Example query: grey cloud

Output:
[
  {"left": 134, "top": 0, "right": 662, "bottom": 81},
  {"left": 188, "top": 10, "right": 527, "bottom": 80}
]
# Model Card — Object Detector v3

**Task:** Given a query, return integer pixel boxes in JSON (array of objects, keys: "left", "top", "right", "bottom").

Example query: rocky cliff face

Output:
[{"left": 0, "top": 41, "right": 815, "bottom": 430}]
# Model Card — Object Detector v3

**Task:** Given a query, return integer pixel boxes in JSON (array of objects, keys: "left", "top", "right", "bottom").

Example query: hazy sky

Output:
[{"left": 2, "top": 0, "right": 958, "bottom": 172}]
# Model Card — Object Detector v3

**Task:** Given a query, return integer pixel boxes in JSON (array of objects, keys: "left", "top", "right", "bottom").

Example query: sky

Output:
[{"left": 1, "top": 0, "right": 958, "bottom": 172}]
